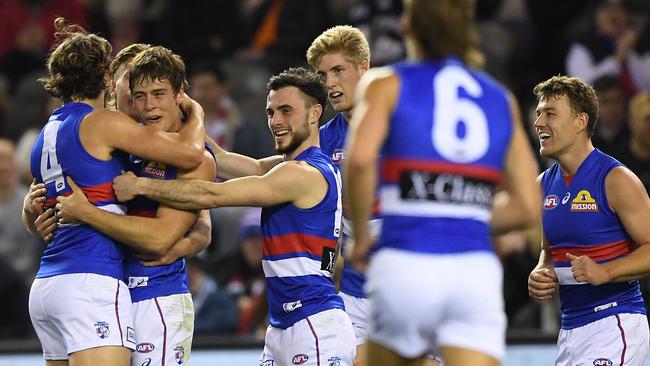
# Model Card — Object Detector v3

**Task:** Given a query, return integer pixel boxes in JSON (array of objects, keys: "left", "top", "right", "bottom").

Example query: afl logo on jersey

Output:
[
  {"left": 543, "top": 195, "right": 559, "bottom": 210},
  {"left": 331, "top": 149, "right": 344, "bottom": 164},
  {"left": 570, "top": 189, "right": 599, "bottom": 212}
]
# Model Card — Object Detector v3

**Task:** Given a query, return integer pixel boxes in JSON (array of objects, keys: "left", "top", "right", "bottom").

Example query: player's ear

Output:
[{"left": 310, "top": 103, "right": 323, "bottom": 125}]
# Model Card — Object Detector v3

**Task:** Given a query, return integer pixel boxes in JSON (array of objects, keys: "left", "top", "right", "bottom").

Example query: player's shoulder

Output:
[{"left": 84, "top": 108, "right": 134, "bottom": 128}]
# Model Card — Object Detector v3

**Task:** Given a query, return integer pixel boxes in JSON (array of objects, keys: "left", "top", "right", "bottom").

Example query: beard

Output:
[{"left": 275, "top": 121, "right": 310, "bottom": 155}]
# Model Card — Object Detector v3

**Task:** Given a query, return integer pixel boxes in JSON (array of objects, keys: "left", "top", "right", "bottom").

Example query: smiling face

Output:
[
  {"left": 316, "top": 52, "right": 367, "bottom": 119},
  {"left": 132, "top": 78, "right": 181, "bottom": 132},
  {"left": 534, "top": 94, "right": 587, "bottom": 159},
  {"left": 266, "top": 86, "right": 314, "bottom": 156}
]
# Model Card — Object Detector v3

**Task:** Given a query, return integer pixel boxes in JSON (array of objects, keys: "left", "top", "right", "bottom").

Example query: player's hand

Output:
[
  {"left": 177, "top": 91, "right": 204, "bottom": 120},
  {"left": 349, "top": 234, "right": 374, "bottom": 272},
  {"left": 35, "top": 208, "right": 58, "bottom": 242},
  {"left": 55, "top": 177, "right": 89, "bottom": 224},
  {"left": 23, "top": 179, "right": 46, "bottom": 216},
  {"left": 113, "top": 171, "right": 139, "bottom": 201},
  {"left": 528, "top": 267, "right": 558, "bottom": 300},
  {"left": 567, "top": 253, "right": 610, "bottom": 286}
]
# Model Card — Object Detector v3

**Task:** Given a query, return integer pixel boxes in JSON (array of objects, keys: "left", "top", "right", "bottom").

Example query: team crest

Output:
[
  {"left": 94, "top": 321, "right": 110, "bottom": 339},
  {"left": 570, "top": 190, "right": 599, "bottom": 212},
  {"left": 328, "top": 356, "right": 342, "bottom": 366},
  {"left": 543, "top": 194, "right": 559, "bottom": 210},
  {"left": 174, "top": 345, "right": 185, "bottom": 365}
]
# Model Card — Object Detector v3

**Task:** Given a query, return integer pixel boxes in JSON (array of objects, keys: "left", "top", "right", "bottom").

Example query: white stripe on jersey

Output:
[
  {"left": 99, "top": 203, "right": 126, "bottom": 215},
  {"left": 263, "top": 257, "right": 332, "bottom": 278},
  {"left": 58, "top": 203, "right": 126, "bottom": 228},
  {"left": 341, "top": 217, "right": 383, "bottom": 238},
  {"left": 555, "top": 266, "right": 586, "bottom": 285},
  {"left": 379, "top": 185, "right": 491, "bottom": 222}
]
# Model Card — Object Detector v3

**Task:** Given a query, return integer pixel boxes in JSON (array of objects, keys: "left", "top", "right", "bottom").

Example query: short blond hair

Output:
[{"left": 306, "top": 25, "right": 370, "bottom": 69}]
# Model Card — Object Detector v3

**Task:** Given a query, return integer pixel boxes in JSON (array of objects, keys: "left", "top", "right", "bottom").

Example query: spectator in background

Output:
[
  {"left": 218, "top": 208, "right": 267, "bottom": 336},
  {"left": 237, "top": 0, "right": 334, "bottom": 73},
  {"left": 189, "top": 61, "right": 273, "bottom": 158},
  {"left": 0, "top": 0, "right": 88, "bottom": 94},
  {"left": 339, "top": 0, "right": 405, "bottom": 66},
  {"left": 612, "top": 92, "right": 650, "bottom": 192},
  {"left": 0, "top": 138, "right": 43, "bottom": 285},
  {"left": 188, "top": 257, "right": 239, "bottom": 335},
  {"left": 565, "top": 0, "right": 650, "bottom": 95},
  {"left": 592, "top": 75, "right": 629, "bottom": 154},
  {"left": 0, "top": 138, "right": 42, "bottom": 338}
]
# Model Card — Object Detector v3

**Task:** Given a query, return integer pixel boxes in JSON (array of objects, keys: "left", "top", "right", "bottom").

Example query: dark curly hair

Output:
[
  {"left": 128, "top": 46, "right": 188, "bottom": 95},
  {"left": 39, "top": 18, "right": 112, "bottom": 102},
  {"left": 533, "top": 75, "right": 599, "bottom": 137},
  {"left": 267, "top": 67, "right": 328, "bottom": 122}
]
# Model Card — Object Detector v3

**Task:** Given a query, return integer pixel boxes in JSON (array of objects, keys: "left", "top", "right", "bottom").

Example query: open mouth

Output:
[
  {"left": 273, "top": 129, "right": 290, "bottom": 142},
  {"left": 538, "top": 131, "right": 551, "bottom": 144},
  {"left": 329, "top": 91, "right": 343, "bottom": 102},
  {"left": 145, "top": 116, "right": 162, "bottom": 124}
]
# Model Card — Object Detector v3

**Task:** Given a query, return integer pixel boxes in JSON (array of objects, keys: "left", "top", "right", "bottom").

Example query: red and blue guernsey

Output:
[
  {"left": 541, "top": 149, "right": 645, "bottom": 329},
  {"left": 320, "top": 112, "right": 377, "bottom": 298},
  {"left": 125, "top": 143, "right": 216, "bottom": 303},
  {"left": 261, "top": 146, "right": 344, "bottom": 328},
  {"left": 30, "top": 102, "right": 126, "bottom": 280},
  {"left": 376, "top": 58, "right": 512, "bottom": 254}
]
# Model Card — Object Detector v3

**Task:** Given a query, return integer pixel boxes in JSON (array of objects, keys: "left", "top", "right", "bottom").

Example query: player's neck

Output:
[
  {"left": 342, "top": 107, "right": 354, "bottom": 122},
  {"left": 557, "top": 140, "right": 595, "bottom": 176},
  {"left": 72, "top": 92, "right": 105, "bottom": 109},
  {"left": 169, "top": 107, "right": 183, "bottom": 133},
  {"left": 284, "top": 133, "right": 319, "bottom": 161}
]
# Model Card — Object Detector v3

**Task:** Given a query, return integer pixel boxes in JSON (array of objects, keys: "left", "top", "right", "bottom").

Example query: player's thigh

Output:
[
  {"left": 31, "top": 274, "right": 135, "bottom": 359},
  {"left": 69, "top": 346, "right": 131, "bottom": 366},
  {"left": 45, "top": 360, "right": 68, "bottom": 366},
  {"left": 365, "top": 341, "right": 428, "bottom": 366},
  {"left": 131, "top": 294, "right": 194, "bottom": 366},
  {"left": 440, "top": 346, "right": 500, "bottom": 366}
]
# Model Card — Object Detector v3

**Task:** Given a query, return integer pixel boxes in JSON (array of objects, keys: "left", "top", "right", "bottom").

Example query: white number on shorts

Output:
[
  {"left": 40, "top": 120, "right": 66, "bottom": 192},
  {"left": 432, "top": 65, "right": 489, "bottom": 163}
]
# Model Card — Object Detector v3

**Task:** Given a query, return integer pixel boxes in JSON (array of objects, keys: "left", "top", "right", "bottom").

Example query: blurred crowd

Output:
[{"left": 1, "top": 0, "right": 650, "bottom": 341}]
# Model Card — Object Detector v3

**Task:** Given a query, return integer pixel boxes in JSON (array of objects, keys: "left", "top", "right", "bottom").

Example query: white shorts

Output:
[
  {"left": 259, "top": 308, "right": 356, "bottom": 366},
  {"left": 366, "top": 249, "right": 506, "bottom": 361},
  {"left": 29, "top": 273, "right": 136, "bottom": 360},
  {"left": 131, "top": 293, "right": 194, "bottom": 366},
  {"left": 556, "top": 313, "right": 649, "bottom": 366},
  {"left": 340, "top": 292, "right": 369, "bottom": 346}
]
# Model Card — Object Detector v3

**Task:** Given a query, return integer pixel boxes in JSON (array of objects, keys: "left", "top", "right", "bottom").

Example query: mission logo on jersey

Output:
[
  {"left": 142, "top": 161, "right": 167, "bottom": 178},
  {"left": 570, "top": 189, "right": 598, "bottom": 212}
]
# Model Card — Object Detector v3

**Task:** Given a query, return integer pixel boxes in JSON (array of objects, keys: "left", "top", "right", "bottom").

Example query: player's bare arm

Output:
[
  {"left": 114, "top": 159, "right": 328, "bottom": 210},
  {"left": 138, "top": 208, "right": 213, "bottom": 267},
  {"left": 345, "top": 67, "right": 397, "bottom": 269},
  {"left": 490, "top": 93, "right": 541, "bottom": 235},
  {"left": 83, "top": 97, "right": 205, "bottom": 170},
  {"left": 528, "top": 229, "right": 558, "bottom": 300},
  {"left": 57, "top": 149, "right": 216, "bottom": 255},
  {"left": 206, "top": 135, "right": 284, "bottom": 180},
  {"left": 568, "top": 166, "right": 650, "bottom": 285}
]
